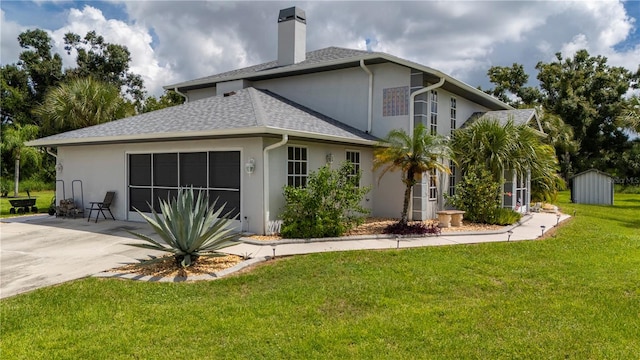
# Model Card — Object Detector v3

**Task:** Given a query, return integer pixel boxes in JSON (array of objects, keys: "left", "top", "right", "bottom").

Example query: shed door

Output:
[{"left": 127, "top": 151, "right": 240, "bottom": 225}]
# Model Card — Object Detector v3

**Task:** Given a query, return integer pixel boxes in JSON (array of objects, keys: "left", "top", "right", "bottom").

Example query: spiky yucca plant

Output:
[{"left": 127, "top": 188, "right": 239, "bottom": 268}]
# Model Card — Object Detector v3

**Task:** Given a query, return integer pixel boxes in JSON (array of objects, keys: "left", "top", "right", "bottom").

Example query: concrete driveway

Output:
[{"left": 0, "top": 215, "right": 161, "bottom": 299}]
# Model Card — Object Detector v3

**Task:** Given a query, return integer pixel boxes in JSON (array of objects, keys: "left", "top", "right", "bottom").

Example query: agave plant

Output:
[{"left": 127, "top": 187, "right": 240, "bottom": 268}]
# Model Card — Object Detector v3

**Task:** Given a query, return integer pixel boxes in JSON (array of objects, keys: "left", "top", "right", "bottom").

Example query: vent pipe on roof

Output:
[{"left": 277, "top": 7, "right": 306, "bottom": 66}]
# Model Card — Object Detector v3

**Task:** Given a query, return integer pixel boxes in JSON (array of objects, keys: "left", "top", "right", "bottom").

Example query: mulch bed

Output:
[
  {"left": 249, "top": 217, "right": 503, "bottom": 241},
  {"left": 111, "top": 254, "right": 243, "bottom": 278}
]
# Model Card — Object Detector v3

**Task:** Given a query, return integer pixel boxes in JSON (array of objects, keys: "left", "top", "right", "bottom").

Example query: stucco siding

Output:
[
  {"left": 254, "top": 67, "right": 370, "bottom": 132},
  {"left": 56, "top": 138, "right": 265, "bottom": 233},
  {"left": 265, "top": 139, "right": 376, "bottom": 231},
  {"left": 186, "top": 87, "right": 217, "bottom": 101},
  {"left": 370, "top": 63, "right": 412, "bottom": 138}
]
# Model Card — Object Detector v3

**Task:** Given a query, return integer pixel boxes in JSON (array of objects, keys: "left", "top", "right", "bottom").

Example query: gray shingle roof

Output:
[
  {"left": 168, "top": 47, "right": 373, "bottom": 89},
  {"left": 464, "top": 109, "right": 541, "bottom": 131},
  {"left": 28, "top": 87, "right": 378, "bottom": 147}
]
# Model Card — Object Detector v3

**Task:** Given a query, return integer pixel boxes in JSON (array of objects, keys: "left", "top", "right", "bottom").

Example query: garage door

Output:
[{"left": 127, "top": 151, "right": 240, "bottom": 220}]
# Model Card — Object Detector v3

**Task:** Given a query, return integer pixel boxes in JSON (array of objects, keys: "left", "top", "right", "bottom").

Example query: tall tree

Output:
[
  {"left": 140, "top": 90, "right": 186, "bottom": 113},
  {"left": 373, "top": 124, "right": 452, "bottom": 224},
  {"left": 63, "top": 31, "right": 145, "bottom": 103},
  {"left": 17, "top": 29, "right": 64, "bottom": 105},
  {"left": 34, "top": 77, "right": 135, "bottom": 134},
  {"left": 1, "top": 64, "right": 31, "bottom": 125},
  {"left": 536, "top": 50, "right": 637, "bottom": 173},
  {"left": 484, "top": 63, "right": 542, "bottom": 107},
  {"left": 0, "top": 124, "right": 41, "bottom": 196}
]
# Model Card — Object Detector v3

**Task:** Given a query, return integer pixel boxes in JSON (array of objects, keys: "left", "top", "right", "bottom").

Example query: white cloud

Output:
[
  {"left": 0, "top": 9, "right": 28, "bottom": 65},
  {"left": 2, "top": 0, "right": 638, "bottom": 97},
  {"left": 48, "top": 5, "right": 176, "bottom": 97}
]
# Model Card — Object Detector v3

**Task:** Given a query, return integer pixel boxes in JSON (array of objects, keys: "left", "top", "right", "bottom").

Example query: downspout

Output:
[
  {"left": 359, "top": 59, "right": 373, "bottom": 133},
  {"left": 263, "top": 134, "right": 288, "bottom": 234},
  {"left": 46, "top": 147, "right": 57, "bottom": 159},
  {"left": 408, "top": 77, "right": 445, "bottom": 136},
  {"left": 406, "top": 77, "right": 445, "bottom": 221},
  {"left": 174, "top": 87, "right": 188, "bottom": 103}
]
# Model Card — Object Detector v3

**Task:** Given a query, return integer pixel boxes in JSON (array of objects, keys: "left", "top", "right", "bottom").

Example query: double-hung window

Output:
[
  {"left": 450, "top": 97, "right": 457, "bottom": 135},
  {"left": 345, "top": 150, "right": 361, "bottom": 186},
  {"left": 430, "top": 90, "right": 438, "bottom": 135},
  {"left": 429, "top": 170, "right": 438, "bottom": 200},
  {"left": 287, "top": 146, "right": 308, "bottom": 187}
]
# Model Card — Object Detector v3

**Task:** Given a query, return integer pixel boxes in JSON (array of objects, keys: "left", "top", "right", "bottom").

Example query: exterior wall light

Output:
[
  {"left": 326, "top": 153, "right": 334, "bottom": 164},
  {"left": 55, "top": 163, "right": 63, "bottom": 173},
  {"left": 245, "top": 158, "right": 255, "bottom": 174}
]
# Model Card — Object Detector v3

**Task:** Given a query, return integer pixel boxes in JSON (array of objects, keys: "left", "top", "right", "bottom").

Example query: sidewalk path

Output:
[{"left": 223, "top": 212, "right": 570, "bottom": 258}]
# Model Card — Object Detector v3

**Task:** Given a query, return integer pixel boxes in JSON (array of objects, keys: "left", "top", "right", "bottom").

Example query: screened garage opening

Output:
[{"left": 128, "top": 151, "right": 240, "bottom": 219}]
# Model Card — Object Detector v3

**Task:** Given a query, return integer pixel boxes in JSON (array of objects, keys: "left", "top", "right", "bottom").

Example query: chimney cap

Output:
[{"left": 278, "top": 7, "right": 306, "bottom": 24}]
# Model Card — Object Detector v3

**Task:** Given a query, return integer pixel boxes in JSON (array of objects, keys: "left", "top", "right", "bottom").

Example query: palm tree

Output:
[
  {"left": 452, "top": 117, "right": 561, "bottom": 202},
  {"left": 1, "top": 124, "right": 41, "bottom": 196},
  {"left": 617, "top": 96, "right": 640, "bottom": 134},
  {"left": 34, "top": 76, "right": 135, "bottom": 134},
  {"left": 373, "top": 124, "right": 453, "bottom": 224}
]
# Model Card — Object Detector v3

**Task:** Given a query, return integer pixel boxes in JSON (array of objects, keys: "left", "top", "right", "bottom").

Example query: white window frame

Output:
[
  {"left": 345, "top": 150, "right": 361, "bottom": 186},
  {"left": 450, "top": 97, "right": 457, "bottom": 135},
  {"left": 287, "top": 146, "right": 308, "bottom": 187},
  {"left": 430, "top": 90, "right": 438, "bottom": 135},
  {"left": 448, "top": 162, "right": 456, "bottom": 197},
  {"left": 429, "top": 170, "right": 438, "bottom": 200}
]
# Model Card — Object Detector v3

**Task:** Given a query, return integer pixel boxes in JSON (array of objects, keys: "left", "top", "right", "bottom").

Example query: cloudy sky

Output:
[{"left": 2, "top": 1, "right": 639, "bottom": 98}]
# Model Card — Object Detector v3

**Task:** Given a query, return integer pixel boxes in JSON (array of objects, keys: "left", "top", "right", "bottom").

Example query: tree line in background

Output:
[
  {"left": 482, "top": 50, "right": 640, "bottom": 183},
  {"left": 1, "top": 29, "right": 185, "bottom": 192},
  {"left": 2, "top": 28, "right": 639, "bottom": 195}
]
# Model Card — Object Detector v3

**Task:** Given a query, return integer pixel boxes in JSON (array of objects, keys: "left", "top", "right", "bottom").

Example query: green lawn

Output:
[
  {"left": 0, "top": 190, "right": 55, "bottom": 218},
  {"left": 1, "top": 192, "right": 639, "bottom": 358}
]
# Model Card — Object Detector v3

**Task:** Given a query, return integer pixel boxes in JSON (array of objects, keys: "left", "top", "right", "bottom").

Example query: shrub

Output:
[
  {"left": 446, "top": 166, "right": 502, "bottom": 224},
  {"left": 127, "top": 187, "right": 240, "bottom": 268},
  {"left": 487, "top": 207, "right": 522, "bottom": 226},
  {"left": 383, "top": 222, "right": 441, "bottom": 235},
  {"left": 280, "top": 162, "right": 371, "bottom": 238}
]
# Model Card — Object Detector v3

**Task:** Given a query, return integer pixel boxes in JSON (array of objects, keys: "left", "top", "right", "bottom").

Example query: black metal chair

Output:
[{"left": 87, "top": 191, "right": 116, "bottom": 223}]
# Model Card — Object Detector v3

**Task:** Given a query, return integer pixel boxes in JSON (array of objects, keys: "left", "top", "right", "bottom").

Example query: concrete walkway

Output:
[
  {"left": 2, "top": 212, "right": 569, "bottom": 298},
  {"left": 224, "top": 212, "right": 570, "bottom": 258}
]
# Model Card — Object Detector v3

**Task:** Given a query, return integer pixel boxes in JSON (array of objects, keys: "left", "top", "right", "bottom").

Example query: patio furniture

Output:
[
  {"left": 87, "top": 191, "right": 116, "bottom": 223},
  {"left": 436, "top": 210, "right": 466, "bottom": 228}
]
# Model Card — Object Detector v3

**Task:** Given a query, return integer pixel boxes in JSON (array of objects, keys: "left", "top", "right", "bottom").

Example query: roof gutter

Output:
[
  {"left": 174, "top": 87, "right": 188, "bottom": 103},
  {"left": 263, "top": 134, "right": 288, "bottom": 234},
  {"left": 409, "top": 77, "right": 445, "bottom": 136},
  {"left": 359, "top": 59, "right": 373, "bottom": 133}
]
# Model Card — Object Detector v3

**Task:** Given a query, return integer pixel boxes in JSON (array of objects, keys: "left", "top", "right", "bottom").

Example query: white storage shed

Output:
[{"left": 571, "top": 169, "right": 614, "bottom": 205}]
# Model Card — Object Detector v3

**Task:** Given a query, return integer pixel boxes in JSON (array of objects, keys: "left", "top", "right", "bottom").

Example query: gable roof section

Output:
[
  {"left": 165, "top": 46, "right": 512, "bottom": 111},
  {"left": 464, "top": 109, "right": 543, "bottom": 132},
  {"left": 570, "top": 168, "right": 613, "bottom": 179},
  {"left": 27, "top": 87, "right": 378, "bottom": 147}
]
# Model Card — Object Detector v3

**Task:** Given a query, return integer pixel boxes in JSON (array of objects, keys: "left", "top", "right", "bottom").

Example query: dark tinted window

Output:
[
  {"left": 180, "top": 152, "right": 207, "bottom": 188},
  {"left": 129, "top": 154, "right": 151, "bottom": 186},
  {"left": 154, "top": 153, "right": 178, "bottom": 187},
  {"left": 129, "top": 188, "right": 151, "bottom": 212},
  {"left": 153, "top": 188, "right": 178, "bottom": 213},
  {"left": 209, "top": 190, "right": 240, "bottom": 219},
  {"left": 209, "top": 151, "right": 240, "bottom": 189}
]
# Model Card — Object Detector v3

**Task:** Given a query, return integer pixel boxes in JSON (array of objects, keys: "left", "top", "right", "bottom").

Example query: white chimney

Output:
[{"left": 277, "top": 7, "right": 306, "bottom": 66}]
